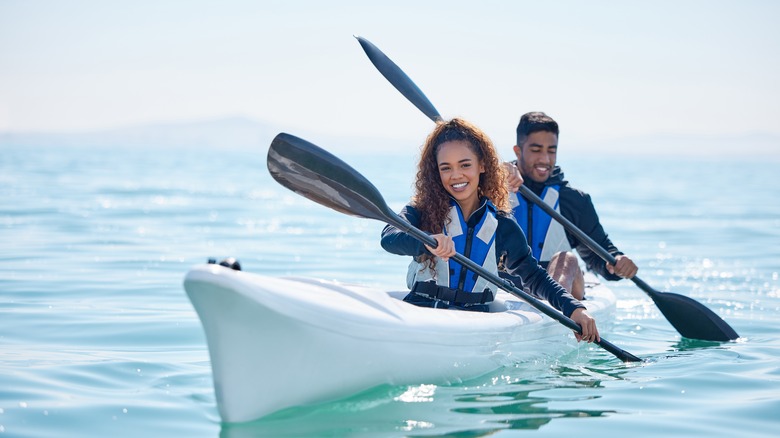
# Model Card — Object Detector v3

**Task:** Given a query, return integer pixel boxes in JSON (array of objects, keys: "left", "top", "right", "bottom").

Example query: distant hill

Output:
[
  {"left": 1, "top": 117, "right": 777, "bottom": 158},
  {"left": 0, "top": 116, "right": 417, "bottom": 155},
  {"left": 0, "top": 117, "right": 275, "bottom": 150}
]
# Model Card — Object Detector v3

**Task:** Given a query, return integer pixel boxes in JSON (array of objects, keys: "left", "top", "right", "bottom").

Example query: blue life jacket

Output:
[
  {"left": 447, "top": 199, "right": 497, "bottom": 292},
  {"left": 510, "top": 185, "right": 571, "bottom": 262},
  {"left": 406, "top": 199, "right": 498, "bottom": 295}
]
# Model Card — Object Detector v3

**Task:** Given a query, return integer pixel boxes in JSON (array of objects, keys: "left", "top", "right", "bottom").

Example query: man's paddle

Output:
[
  {"left": 267, "top": 132, "right": 642, "bottom": 362},
  {"left": 355, "top": 35, "right": 739, "bottom": 342}
]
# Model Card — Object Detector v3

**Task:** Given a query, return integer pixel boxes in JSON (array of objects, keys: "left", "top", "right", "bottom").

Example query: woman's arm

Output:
[
  {"left": 499, "top": 214, "right": 600, "bottom": 342},
  {"left": 380, "top": 204, "right": 427, "bottom": 256},
  {"left": 497, "top": 214, "right": 584, "bottom": 317}
]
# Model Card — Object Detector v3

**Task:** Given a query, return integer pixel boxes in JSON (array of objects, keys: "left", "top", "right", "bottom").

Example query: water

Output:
[{"left": 2, "top": 141, "right": 779, "bottom": 437}]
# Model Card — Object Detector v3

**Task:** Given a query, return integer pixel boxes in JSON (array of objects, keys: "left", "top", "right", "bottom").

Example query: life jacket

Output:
[
  {"left": 510, "top": 185, "right": 572, "bottom": 262},
  {"left": 406, "top": 199, "right": 499, "bottom": 297}
]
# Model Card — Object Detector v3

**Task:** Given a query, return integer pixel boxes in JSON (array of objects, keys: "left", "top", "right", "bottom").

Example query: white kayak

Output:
[{"left": 184, "top": 263, "right": 616, "bottom": 423}]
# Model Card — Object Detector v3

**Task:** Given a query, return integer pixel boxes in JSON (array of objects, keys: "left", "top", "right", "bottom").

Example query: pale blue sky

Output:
[{"left": 1, "top": 0, "right": 778, "bottom": 152}]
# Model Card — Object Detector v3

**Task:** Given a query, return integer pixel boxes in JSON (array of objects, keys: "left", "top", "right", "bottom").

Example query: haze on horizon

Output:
[{"left": 1, "top": 0, "right": 779, "bottom": 154}]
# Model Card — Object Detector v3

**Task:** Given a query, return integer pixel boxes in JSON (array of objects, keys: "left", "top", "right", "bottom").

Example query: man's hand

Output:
[
  {"left": 606, "top": 255, "right": 638, "bottom": 279},
  {"left": 570, "top": 308, "right": 600, "bottom": 343}
]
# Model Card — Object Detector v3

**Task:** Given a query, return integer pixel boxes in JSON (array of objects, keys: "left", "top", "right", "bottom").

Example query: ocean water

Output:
[{"left": 1, "top": 141, "right": 779, "bottom": 437}]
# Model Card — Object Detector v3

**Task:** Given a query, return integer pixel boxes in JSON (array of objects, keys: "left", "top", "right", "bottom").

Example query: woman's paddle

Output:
[
  {"left": 267, "top": 132, "right": 642, "bottom": 362},
  {"left": 355, "top": 35, "right": 738, "bottom": 342}
]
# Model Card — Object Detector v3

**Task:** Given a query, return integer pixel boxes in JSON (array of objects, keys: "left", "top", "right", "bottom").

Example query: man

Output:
[{"left": 506, "top": 112, "right": 637, "bottom": 299}]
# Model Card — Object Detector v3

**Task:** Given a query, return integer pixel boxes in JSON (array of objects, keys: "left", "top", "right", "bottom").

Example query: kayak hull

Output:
[{"left": 184, "top": 264, "right": 615, "bottom": 423}]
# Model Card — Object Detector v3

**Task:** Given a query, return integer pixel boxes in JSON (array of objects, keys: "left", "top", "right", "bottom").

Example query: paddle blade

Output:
[
  {"left": 649, "top": 291, "right": 739, "bottom": 341},
  {"left": 355, "top": 35, "right": 443, "bottom": 123},
  {"left": 267, "top": 133, "right": 399, "bottom": 225}
]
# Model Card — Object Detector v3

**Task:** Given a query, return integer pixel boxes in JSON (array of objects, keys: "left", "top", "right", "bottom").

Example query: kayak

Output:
[{"left": 184, "top": 263, "right": 616, "bottom": 423}]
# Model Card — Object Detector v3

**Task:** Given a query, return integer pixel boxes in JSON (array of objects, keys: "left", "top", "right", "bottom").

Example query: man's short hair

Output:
[{"left": 516, "top": 112, "right": 559, "bottom": 145}]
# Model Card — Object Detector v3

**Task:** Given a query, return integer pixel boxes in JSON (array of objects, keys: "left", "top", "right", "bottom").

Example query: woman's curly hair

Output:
[{"left": 412, "top": 118, "right": 509, "bottom": 233}]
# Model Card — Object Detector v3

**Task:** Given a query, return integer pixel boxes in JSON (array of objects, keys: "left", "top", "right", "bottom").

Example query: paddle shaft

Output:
[{"left": 383, "top": 199, "right": 640, "bottom": 363}]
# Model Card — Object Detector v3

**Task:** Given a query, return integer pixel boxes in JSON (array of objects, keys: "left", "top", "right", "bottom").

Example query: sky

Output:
[{"left": 1, "top": 0, "right": 779, "bottom": 154}]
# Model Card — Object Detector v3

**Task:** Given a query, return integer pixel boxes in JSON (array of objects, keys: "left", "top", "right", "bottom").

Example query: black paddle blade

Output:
[
  {"left": 649, "top": 290, "right": 739, "bottom": 341},
  {"left": 521, "top": 184, "right": 739, "bottom": 342},
  {"left": 355, "top": 35, "right": 443, "bottom": 123},
  {"left": 267, "top": 133, "right": 400, "bottom": 226}
]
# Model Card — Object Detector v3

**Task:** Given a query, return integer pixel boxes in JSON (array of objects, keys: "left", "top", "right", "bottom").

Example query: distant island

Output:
[{"left": 1, "top": 116, "right": 778, "bottom": 157}]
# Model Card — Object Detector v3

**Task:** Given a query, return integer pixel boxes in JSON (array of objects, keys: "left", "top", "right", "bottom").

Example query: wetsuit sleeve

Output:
[
  {"left": 560, "top": 189, "right": 623, "bottom": 281},
  {"left": 497, "top": 214, "right": 585, "bottom": 317},
  {"left": 380, "top": 204, "right": 427, "bottom": 256}
]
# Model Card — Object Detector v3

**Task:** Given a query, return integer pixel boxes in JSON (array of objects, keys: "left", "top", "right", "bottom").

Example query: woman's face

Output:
[{"left": 436, "top": 140, "right": 485, "bottom": 213}]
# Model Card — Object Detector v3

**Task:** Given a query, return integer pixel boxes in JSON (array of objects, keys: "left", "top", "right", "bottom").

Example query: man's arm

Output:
[{"left": 560, "top": 189, "right": 624, "bottom": 281}]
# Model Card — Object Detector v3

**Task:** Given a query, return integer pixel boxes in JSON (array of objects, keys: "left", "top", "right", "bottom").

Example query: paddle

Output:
[
  {"left": 355, "top": 36, "right": 442, "bottom": 123},
  {"left": 355, "top": 35, "right": 739, "bottom": 342},
  {"left": 267, "top": 132, "right": 642, "bottom": 363}
]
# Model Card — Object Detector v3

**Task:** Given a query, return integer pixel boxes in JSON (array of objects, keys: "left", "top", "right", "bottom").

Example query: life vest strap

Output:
[{"left": 411, "top": 281, "right": 494, "bottom": 306}]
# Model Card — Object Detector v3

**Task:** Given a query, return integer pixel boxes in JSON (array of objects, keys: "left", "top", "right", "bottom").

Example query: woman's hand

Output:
[
  {"left": 570, "top": 308, "right": 600, "bottom": 343},
  {"left": 503, "top": 161, "right": 523, "bottom": 193},
  {"left": 425, "top": 234, "right": 455, "bottom": 261}
]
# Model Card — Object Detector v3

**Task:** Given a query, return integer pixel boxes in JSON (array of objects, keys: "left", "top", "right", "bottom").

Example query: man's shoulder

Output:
[
  {"left": 558, "top": 183, "right": 593, "bottom": 206},
  {"left": 549, "top": 170, "right": 588, "bottom": 198},
  {"left": 550, "top": 172, "right": 594, "bottom": 211},
  {"left": 558, "top": 182, "right": 587, "bottom": 196}
]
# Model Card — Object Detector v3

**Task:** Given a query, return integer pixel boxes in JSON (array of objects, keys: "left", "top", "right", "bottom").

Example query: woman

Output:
[{"left": 380, "top": 118, "right": 599, "bottom": 343}]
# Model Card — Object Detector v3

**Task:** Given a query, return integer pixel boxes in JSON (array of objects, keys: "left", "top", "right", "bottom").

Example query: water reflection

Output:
[
  {"left": 217, "top": 359, "right": 634, "bottom": 437},
  {"left": 451, "top": 362, "right": 627, "bottom": 432},
  {"left": 671, "top": 338, "right": 725, "bottom": 351}
]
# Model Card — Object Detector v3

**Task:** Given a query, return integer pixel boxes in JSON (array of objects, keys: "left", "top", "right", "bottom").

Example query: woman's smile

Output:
[{"left": 437, "top": 140, "right": 485, "bottom": 219}]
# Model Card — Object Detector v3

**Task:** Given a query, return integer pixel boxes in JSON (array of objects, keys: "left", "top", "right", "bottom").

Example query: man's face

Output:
[{"left": 513, "top": 131, "right": 558, "bottom": 183}]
